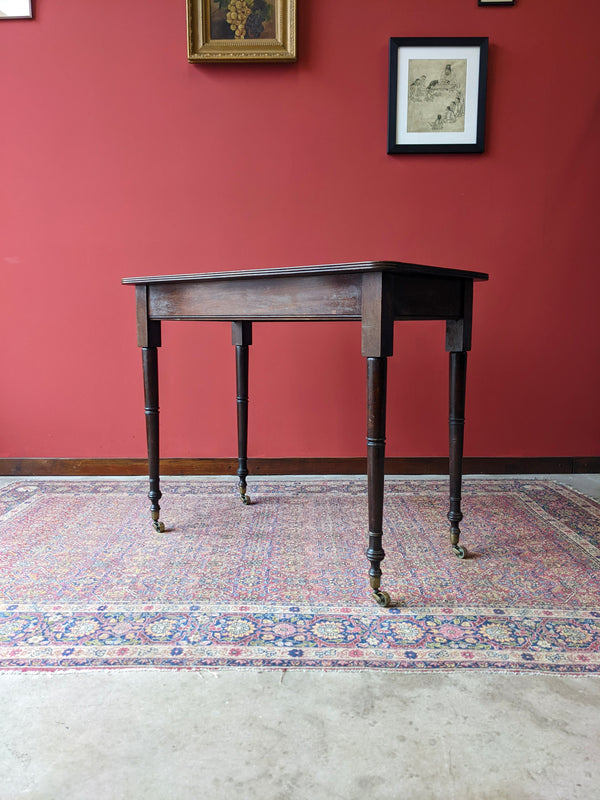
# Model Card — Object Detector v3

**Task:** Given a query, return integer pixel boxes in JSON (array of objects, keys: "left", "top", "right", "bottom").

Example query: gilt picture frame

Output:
[
  {"left": 186, "top": 0, "right": 296, "bottom": 63},
  {"left": 0, "top": 0, "right": 32, "bottom": 19},
  {"left": 388, "top": 37, "right": 488, "bottom": 154}
]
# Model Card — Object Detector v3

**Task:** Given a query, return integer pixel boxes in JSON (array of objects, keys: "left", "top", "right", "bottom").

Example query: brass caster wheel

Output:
[
  {"left": 452, "top": 544, "right": 467, "bottom": 559},
  {"left": 373, "top": 590, "right": 391, "bottom": 608},
  {"left": 241, "top": 494, "right": 252, "bottom": 505},
  {"left": 153, "top": 520, "right": 165, "bottom": 533}
]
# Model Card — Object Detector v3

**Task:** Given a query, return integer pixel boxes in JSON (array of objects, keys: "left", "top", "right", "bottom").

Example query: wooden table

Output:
[{"left": 123, "top": 261, "right": 488, "bottom": 606}]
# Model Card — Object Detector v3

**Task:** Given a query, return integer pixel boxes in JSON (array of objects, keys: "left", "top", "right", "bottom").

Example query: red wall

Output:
[{"left": 1, "top": 0, "right": 599, "bottom": 460}]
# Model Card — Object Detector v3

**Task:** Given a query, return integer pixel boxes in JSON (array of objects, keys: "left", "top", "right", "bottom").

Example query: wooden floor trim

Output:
[{"left": 1, "top": 457, "right": 598, "bottom": 477}]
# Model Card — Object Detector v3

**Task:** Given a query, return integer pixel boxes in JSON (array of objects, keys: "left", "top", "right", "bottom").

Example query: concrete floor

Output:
[{"left": 1, "top": 475, "right": 599, "bottom": 800}]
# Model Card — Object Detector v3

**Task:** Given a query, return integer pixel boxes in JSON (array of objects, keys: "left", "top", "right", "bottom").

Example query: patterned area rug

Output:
[{"left": 1, "top": 478, "right": 599, "bottom": 673}]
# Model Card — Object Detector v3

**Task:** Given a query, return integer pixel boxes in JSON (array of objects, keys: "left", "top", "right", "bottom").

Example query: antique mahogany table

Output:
[{"left": 123, "top": 261, "right": 488, "bottom": 607}]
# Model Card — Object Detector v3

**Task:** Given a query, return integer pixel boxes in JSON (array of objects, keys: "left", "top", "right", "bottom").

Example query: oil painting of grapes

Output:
[
  {"left": 210, "top": 0, "right": 275, "bottom": 41},
  {"left": 187, "top": 0, "right": 296, "bottom": 62}
]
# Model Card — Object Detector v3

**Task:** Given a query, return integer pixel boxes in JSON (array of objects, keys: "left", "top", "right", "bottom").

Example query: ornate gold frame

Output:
[{"left": 186, "top": 0, "right": 296, "bottom": 63}]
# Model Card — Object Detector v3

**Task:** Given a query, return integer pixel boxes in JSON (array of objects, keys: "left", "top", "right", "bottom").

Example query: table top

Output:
[{"left": 122, "top": 260, "right": 489, "bottom": 285}]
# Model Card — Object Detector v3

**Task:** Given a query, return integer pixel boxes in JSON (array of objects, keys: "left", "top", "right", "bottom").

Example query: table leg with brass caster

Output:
[
  {"left": 233, "top": 322, "right": 252, "bottom": 506},
  {"left": 239, "top": 483, "right": 251, "bottom": 505},
  {"left": 152, "top": 515, "right": 165, "bottom": 533},
  {"left": 366, "top": 357, "right": 392, "bottom": 608},
  {"left": 371, "top": 577, "right": 392, "bottom": 608},
  {"left": 448, "top": 349, "right": 468, "bottom": 559},
  {"left": 142, "top": 344, "right": 165, "bottom": 534}
]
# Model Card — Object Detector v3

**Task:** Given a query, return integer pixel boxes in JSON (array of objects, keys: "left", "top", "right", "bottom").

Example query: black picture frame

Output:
[
  {"left": 478, "top": 1, "right": 515, "bottom": 6},
  {"left": 388, "top": 37, "right": 488, "bottom": 154}
]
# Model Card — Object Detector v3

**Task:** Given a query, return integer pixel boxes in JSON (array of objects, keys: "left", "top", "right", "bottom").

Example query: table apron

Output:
[
  {"left": 146, "top": 273, "right": 467, "bottom": 322},
  {"left": 147, "top": 274, "right": 363, "bottom": 320}
]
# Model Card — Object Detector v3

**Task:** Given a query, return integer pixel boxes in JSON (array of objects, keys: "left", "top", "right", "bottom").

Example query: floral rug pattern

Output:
[{"left": 1, "top": 479, "right": 599, "bottom": 672}]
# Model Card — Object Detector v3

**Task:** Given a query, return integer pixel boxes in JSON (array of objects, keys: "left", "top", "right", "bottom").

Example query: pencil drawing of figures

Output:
[{"left": 407, "top": 58, "right": 467, "bottom": 133}]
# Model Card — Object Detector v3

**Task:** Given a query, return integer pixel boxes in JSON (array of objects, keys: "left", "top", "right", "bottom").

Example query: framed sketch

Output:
[
  {"left": 0, "top": 0, "right": 32, "bottom": 18},
  {"left": 388, "top": 37, "right": 488, "bottom": 154},
  {"left": 479, "top": 1, "right": 515, "bottom": 5},
  {"left": 186, "top": 0, "right": 296, "bottom": 63}
]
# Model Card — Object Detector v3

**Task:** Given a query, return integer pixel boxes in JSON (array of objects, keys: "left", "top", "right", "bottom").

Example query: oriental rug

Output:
[{"left": 0, "top": 478, "right": 599, "bottom": 673}]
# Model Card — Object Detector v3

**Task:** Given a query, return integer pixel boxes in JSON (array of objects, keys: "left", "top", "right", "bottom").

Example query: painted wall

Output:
[{"left": 1, "top": 0, "right": 599, "bottom": 460}]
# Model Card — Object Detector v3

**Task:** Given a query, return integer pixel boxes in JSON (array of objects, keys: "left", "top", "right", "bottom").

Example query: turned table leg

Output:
[
  {"left": 232, "top": 322, "right": 252, "bottom": 505},
  {"left": 142, "top": 346, "right": 164, "bottom": 532},
  {"left": 366, "top": 356, "right": 391, "bottom": 607},
  {"left": 448, "top": 350, "right": 468, "bottom": 558}
]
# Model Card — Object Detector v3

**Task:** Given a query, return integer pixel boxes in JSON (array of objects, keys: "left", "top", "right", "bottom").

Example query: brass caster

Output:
[
  {"left": 373, "top": 590, "right": 391, "bottom": 608},
  {"left": 241, "top": 494, "right": 252, "bottom": 505},
  {"left": 153, "top": 520, "right": 165, "bottom": 533},
  {"left": 452, "top": 544, "right": 467, "bottom": 559}
]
